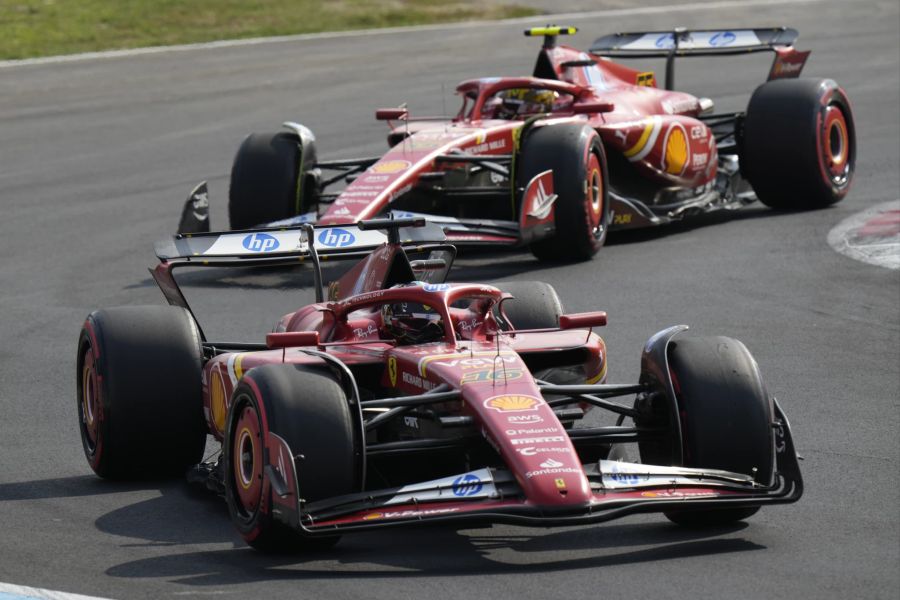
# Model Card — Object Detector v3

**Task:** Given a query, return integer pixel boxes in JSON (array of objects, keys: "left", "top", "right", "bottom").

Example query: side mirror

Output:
[
  {"left": 375, "top": 107, "right": 409, "bottom": 121},
  {"left": 266, "top": 331, "right": 320, "bottom": 349},
  {"left": 559, "top": 311, "right": 607, "bottom": 329},
  {"left": 573, "top": 101, "right": 615, "bottom": 115}
]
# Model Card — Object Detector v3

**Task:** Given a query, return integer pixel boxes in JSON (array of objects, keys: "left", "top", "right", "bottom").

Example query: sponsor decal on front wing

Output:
[
  {"left": 598, "top": 460, "right": 752, "bottom": 489},
  {"left": 363, "top": 507, "right": 461, "bottom": 520},
  {"left": 640, "top": 490, "right": 718, "bottom": 499},
  {"left": 380, "top": 468, "right": 496, "bottom": 506}
]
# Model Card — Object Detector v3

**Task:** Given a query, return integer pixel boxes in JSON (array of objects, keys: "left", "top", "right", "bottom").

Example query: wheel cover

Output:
[
  {"left": 80, "top": 348, "right": 100, "bottom": 454},
  {"left": 822, "top": 104, "right": 851, "bottom": 185},
  {"left": 232, "top": 403, "right": 263, "bottom": 518},
  {"left": 584, "top": 152, "right": 604, "bottom": 236}
]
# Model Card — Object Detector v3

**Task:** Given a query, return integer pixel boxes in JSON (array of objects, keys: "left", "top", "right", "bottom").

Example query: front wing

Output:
[{"left": 267, "top": 401, "right": 802, "bottom": 535}]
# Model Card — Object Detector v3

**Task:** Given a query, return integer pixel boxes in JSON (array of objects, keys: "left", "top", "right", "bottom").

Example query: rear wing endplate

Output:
[{"left": 589, "top": 27, "right": 804, "bottom": 90}]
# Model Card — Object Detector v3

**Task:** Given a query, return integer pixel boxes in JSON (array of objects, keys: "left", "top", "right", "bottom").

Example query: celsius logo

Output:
[
  {"left": 242, "top": 233, "right": 279, "bottom": 253},
  {"left": 452, "top": 473, "right": 483, "bottom": 497},
  {"left": 318, "top": 228, "right": 355, "bottom": 248},
  {"left": 709, "top": 31, "right": 736, "bottom": 47}
]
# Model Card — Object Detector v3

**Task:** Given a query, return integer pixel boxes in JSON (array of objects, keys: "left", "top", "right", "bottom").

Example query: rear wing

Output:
[
  {"left": 151, "top": 219, "right": 452, "bottom": 341},
  {"left": 155, "top": 221, "right": 446, "bottom": 262},
  {"left": 589, "top": 27, "right": 808, "bottom": 90}
]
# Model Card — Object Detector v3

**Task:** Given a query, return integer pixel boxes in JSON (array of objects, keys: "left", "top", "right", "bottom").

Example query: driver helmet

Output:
[
  {"left": 381, "top": 301, "right": 444, "bottom": 345},
  {"left": 493, "top": 88, "right": 559, "bottom": 118}
]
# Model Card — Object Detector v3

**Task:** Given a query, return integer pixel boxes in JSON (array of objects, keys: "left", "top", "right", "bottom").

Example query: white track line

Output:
[
  {"left": 0, "top": 582, "right": 114, "bottom": 600},
  {"left": 0, "top": 0, "right": 823, "bottom": 69},
  {"left": 827, "top": 200, "right": 900, "bottom": 270}
]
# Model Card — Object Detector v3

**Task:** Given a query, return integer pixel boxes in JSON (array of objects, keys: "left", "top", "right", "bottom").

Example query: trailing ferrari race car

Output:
[
  {"left": 77, "top": 219, "right": 802, "bottom": 551},
  {"left": 179, "top": 25, "right": 855, "bottom": 262}
]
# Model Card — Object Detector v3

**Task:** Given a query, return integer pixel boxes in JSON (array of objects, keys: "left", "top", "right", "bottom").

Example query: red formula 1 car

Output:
[
  {"left": 179, "top": 25, "right": 855, "bottom": 262},
  {"left": 77, "top": 219, "right": 802, "bottom": 551}
]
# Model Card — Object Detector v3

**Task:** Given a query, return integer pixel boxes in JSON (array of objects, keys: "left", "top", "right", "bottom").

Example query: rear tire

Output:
[
  {"left": 519, "top": 124, "right": 610, "bottom": 262},
  {"left": 76, "top": 306, "right": 206, "bottom": 479},
  {"left": 654, "top": 336, "right": 775, "bottom": 526},
  {"left": 224, "top": 365, "right": 358, "bottom": 553},
  {"left": 496, "top": 281, "right": 563, "bottom": 330},
  {"left": 228, "top": 131, "right": 317, "bottom": 230},
  {"left": 742, "top": 78, "right": 855, "bottom": 210}
]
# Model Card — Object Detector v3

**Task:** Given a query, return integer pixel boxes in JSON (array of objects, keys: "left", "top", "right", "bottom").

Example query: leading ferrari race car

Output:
[
  {"left": 179, "top": 25, "right": 855, "bottom": 262},
  {"left": 77, "top": 219, "right": 802, "bottom": 551}
]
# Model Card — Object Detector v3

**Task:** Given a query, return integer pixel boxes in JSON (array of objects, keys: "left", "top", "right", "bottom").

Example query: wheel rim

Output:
[
  {"left": 822, "top": 104, "right": 851, "bottom": 185},
  {"left": 80, "top": 347, "right": 100, "bottom": 454},
  {"left": 584, "top": 152, "right": 604, "bottom": 237},
  {"left": 232, "top": 402, "right": 263, "bottom": 519}
]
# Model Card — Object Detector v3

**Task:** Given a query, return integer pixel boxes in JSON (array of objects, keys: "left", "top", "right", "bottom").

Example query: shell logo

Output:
[
  {"left": 363, "top": 512, "right": 383, "bottom": 520},
  {"left": 210, "top": 369, "right": 227, "bottom": 432},
  {"left": 370, "top": 160, "right": 411, "bottom": 174},
  {"left": 484, "top": 394, "right": 542, "bottom": 413},
  {"left": 663, "top": 124, "right": 689, "bottom": 175}
]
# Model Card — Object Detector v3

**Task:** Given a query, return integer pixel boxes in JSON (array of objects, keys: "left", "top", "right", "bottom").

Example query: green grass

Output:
[{"left": 1, "top": 0, "right": 538, "bottom": 60}]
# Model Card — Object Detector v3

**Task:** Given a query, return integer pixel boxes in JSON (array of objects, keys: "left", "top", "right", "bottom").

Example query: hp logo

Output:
[
  {"left": 242, "top": 233, "right": 279, "bottom": 253},
  {"left": 654, "top": 33, "right": 675, "bottom": 49},
  {"left": 709, "top": 31, "right": 736, "bottom": 47},
  {"left": 318, "top": 228, "right": 355, "bottom": 248},
  {"left": 452, "top": 474, "right": 483, "bottom": 497}
]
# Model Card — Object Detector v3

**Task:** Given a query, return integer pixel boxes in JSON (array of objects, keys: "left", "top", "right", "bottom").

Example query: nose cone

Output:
[
  {"left": 481, "top": 399, "right": 592, "bottom": 507},
  {"left": 458, "top": 371, "right": 592, "bottom": 506}
]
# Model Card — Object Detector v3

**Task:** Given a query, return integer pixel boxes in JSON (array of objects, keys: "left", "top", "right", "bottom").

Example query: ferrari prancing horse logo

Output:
[{"left": 388, "top": 356, "right": 398, "bottom": 387}]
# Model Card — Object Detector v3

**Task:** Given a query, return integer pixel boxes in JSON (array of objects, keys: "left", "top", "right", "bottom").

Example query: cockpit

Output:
[{"left": 455, "top": 77, "right": 584, "bottom": 121}]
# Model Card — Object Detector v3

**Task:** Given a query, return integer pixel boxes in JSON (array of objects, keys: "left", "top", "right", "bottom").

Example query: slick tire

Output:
[
  {"left": 496, "top": 281, "right": 563, "bottom": 330},
  {"left": 742, "top": 78, "right": 855, "bottom": 210},
  {"left": 228, "top": 131, "right": 316, "bottom": 230},
  {"left": 661, "top": 336, "right": 775, "bottom": 526},
  {"left": 519, "top": 124, "right": 610, "bottom": 262},
  {"left": 224, "top": 365, "right": 358, "bottom": 553},
  {"left": 76, "top": 306, "right": 206, "bottom": 479}
]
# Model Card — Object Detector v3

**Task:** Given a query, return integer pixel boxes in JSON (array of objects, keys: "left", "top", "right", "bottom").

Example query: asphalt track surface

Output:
[{"left": 1, "top": 0, "right": 898, "bottom": 598}]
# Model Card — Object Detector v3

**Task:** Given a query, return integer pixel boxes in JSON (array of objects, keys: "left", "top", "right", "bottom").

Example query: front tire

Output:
[
  {"left": 519, "top": 124, "right": 610, "bottom": 262},
  {"left": 76, "top": 306, "right": 206, "bottom": 479},
  {"left": 646, "top": 336, "right": 775, "bottom": 526},
  {"left": 742, "top": 78, "right": 855, "bottom": 210},
  {"left": 228, "top": 131, "right": 317, "bottom": 230},
  {"left": 224, "top": 365, "right": 358, "bottom": 552}
]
